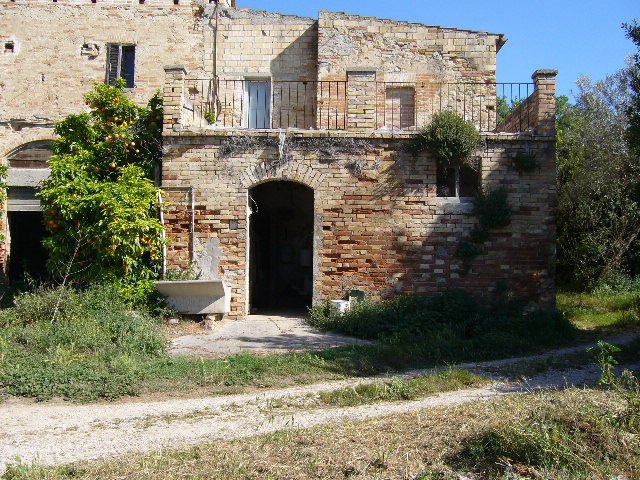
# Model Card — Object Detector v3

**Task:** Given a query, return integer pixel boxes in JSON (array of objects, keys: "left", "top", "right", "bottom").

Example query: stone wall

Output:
[
  {"left": 0, "top": 1, "right": 205, "bottom": 125},
  {"left": 317, "top": 10, "right": 503, "bottom": 82},
  {"left": 212, "top": 7, "right": 318, "bottom": 81}
]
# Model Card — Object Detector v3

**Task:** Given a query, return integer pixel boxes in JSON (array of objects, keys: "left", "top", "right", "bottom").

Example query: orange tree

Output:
[{"left": 38, "top": 80, "right": 164, "bottom": 286}]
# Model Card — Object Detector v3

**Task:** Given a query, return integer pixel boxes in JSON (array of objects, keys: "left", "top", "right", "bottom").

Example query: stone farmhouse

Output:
[{"left": 0, "top": 0, "right": 557, "bottom": 319}]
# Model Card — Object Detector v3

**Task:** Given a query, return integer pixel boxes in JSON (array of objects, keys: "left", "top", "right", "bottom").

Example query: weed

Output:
[
  {"left": 512, "top": 151, "right": 540, "bottom": 172},
  {"left": 307, "top": 290, "right": 575, "bottom": 349}
]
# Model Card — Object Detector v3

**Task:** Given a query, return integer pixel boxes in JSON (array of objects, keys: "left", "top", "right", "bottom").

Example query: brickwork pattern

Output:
[
  {"left": 161, "top": 130, "right": 556, "bottom": 319},
  {"left": 211, "top": 7, "right": 318, "bottom": 81}
]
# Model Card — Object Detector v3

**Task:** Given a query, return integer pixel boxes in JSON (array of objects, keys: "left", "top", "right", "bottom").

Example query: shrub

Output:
[
  {"left": 307, "top": 291, "right": 575, "bottom": 351},
  {"left": 409, "top": 111, "right": 481, "bottom": 169},
  {"left": 0, "top": 284, "right": 165, "bottom": 400},
  {"left": 37, "top": 80, "right": 164, "bottom": 284},
  {"left": 472, "top": 187, "right": 511, "bottom": 230}
]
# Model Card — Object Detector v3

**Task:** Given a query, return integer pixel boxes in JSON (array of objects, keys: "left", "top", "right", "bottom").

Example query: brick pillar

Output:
[
  {"left": 532, "top": 69, "right": 557, "bottom": 136},
  {"left": 347, "top": 70, "right": 376, "bottom": 131},
  {"left": 163, "top": 66, "right": 188, "bottom": 134}
]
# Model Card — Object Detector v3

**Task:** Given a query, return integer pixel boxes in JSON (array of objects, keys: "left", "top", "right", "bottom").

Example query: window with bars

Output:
[
  {"left": 106, "top": 44, "right": 135, "bottom": 88},
  {"left": 436, "top": 165, "right": 479, "bottom": 198}
]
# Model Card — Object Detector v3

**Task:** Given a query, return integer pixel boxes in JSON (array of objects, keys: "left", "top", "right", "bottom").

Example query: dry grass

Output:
[{"left": 7, "top": 388, "right": 639, "bottom": 480}]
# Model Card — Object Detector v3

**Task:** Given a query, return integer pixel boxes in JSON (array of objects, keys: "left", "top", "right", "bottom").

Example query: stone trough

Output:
[{"left": 154, "top": 280, "right": 229, "bottom": 315}]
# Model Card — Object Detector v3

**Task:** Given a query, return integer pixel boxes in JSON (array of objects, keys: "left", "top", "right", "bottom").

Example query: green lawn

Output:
[{"left": 557, "top": 290, "right": 640, "bottom": 330}]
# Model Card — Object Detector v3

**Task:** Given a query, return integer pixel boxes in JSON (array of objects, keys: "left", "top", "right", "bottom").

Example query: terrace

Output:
[{"left": 163, "top": 68, "right": 557, "bottom": 136}]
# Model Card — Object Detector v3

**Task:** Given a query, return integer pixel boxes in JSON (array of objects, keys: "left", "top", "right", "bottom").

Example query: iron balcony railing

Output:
[{"left": 181, "top": 79, "right": 534, "bottom": 133}]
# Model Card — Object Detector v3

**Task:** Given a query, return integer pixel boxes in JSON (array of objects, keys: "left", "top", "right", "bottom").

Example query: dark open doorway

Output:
[
  {"left": 7, "top": 211, "right": 49, "bottom": 282},
  {"left": 249, "top": 181, "right": 314, "bottom": 313}
]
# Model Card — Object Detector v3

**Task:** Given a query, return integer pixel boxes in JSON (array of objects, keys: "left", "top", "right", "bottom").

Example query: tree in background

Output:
[
  {"left": 556, "top": 31, "right": 640, "bottom": 288},
  {"left": 625, "top": 20, "right": 640, "bottom": 157},
  {"left": 38, "top": 81, "right": 164, "bottom": 288}
]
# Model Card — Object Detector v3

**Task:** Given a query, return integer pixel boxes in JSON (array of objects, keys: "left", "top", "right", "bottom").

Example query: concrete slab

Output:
[{"left": 168, "top": 312, "right": 371, "bottom": 356}]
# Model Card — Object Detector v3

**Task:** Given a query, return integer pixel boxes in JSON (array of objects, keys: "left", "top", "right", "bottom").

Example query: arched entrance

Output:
[{"left": 248, "top": 181, "right": 314, "bottom": 313}]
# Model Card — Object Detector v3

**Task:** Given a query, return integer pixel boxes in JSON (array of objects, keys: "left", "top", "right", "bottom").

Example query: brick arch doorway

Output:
[{"left": 248, "top": 180, "right": 314, "bottom": 314}]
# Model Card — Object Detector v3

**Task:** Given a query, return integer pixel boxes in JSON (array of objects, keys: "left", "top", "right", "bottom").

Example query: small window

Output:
[
  {"left": 385, "top": 86, "right": 415, "bottom": 129},
  {"left": 243, "top": 79, "right": 271, "bottom": 129},
  {"left": 436, "top": 165, "right": 479, "bottom": 197},
  {"left": 4, "top": 41, "right": 15, "bottom": 54},
  {"left": 106, "top": 44, "right": 135, "bottom": 88}
]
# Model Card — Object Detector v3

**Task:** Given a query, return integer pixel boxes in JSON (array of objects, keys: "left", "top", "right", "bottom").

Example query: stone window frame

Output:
[
  {"left": 436, "top": 162, "right": 480, "bottom": 199},
  {"left": 105, "top": 43, "right": 136, "bottom": 89}
]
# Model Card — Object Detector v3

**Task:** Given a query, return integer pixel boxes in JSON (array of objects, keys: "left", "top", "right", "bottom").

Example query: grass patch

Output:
[
  {"left": 0, "top": 288, "right": 578, "bottom": 402},
  {"left": 443, "top": 378, "right": 640, "bottom": 479},
  {"left": 0, "top": 284, "right": 165, "bottom": 401},
  {"left": 482, "top": 337, "right": 640, "bottom": 379},
  {"left": 318, "top": 368, "right": 488, "bottom": 407},
  {"left": 7, "top": 384, "right": 639, "bottom": 479},
  {"left": 558, "top": 290, "right": 640, "bottom": 330}
]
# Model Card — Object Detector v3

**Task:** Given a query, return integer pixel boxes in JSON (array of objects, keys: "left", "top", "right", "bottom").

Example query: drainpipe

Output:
[
  {"left": 212, "top": 0, "right": 219, "bottom": 79},
  {"left": 158, "top": 190, "right": 167, "bottom": 277}
]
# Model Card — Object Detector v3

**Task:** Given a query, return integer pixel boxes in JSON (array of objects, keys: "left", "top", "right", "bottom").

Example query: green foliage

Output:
[
  {"left": 511, "top": 151, "right": 540, "bottom": 172},
  {"left": 454, "top": 187, "right": 511, "bottom": 271},
  {"left": 306, "top": 291, "right": 575, "bottom": 350},
  {"left": 496, "top": 96, "right": 523, "bottom": 125},
  {"left": 624, "top": 20, "right": 640, "bottom": 157},
  {"left": 588, "top": 340, "right": 621, "bottom": 388},
  {"left": 0, "top": 284, "right": 165, "bottom": 400},
  {"left": 556, "top": 69, "right": 640, "bottom": 288},
  {"left": 318, "top": 368, "right": 486, "bottom": 407},
  {"left": 448, "top": 343, "right": 640, "bottom": 479},
  {"left": 452, "top": 389, "right": 640, "bottom": 478},
  {"left": 37, "top": 80, "right": 164, "bottom": 284},
  {"left": 558, "top": 288, "right": 640, "bottom": 331},
  {"left": 472, "top": 187, "right": 512, "bottom": 230},
  {"left": 409, "top": 111, "right": 481, "bottom": 168}
]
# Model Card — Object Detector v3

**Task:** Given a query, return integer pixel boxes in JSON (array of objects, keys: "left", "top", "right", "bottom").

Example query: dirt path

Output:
[{"left": 1, "top": 332, "right": 638, "bottom": 472}]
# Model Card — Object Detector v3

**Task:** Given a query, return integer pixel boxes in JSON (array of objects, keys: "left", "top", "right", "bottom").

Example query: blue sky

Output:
[{"left": 239, "top": 0, "right": 638, "bottom": 99}]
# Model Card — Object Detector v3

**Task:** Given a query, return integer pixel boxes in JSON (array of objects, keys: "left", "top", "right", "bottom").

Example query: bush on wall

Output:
[{"left": 409, "top": 110, "right": 481, "bottom": 169}]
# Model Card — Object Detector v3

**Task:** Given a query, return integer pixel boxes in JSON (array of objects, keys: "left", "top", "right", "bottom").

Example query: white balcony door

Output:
[{"left": 244, "top": 79, "right": 271, "bottom": 128}]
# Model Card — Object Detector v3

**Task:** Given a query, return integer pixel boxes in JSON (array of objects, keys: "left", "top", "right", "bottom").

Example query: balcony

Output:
[{"left": 163, "top": 68, "right": 555, "bottom": 136}]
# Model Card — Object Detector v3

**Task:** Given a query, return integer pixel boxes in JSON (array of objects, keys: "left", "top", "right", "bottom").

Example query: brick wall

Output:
[{"left": 160, "top": 130, "right": 556, "bottom": 318}]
